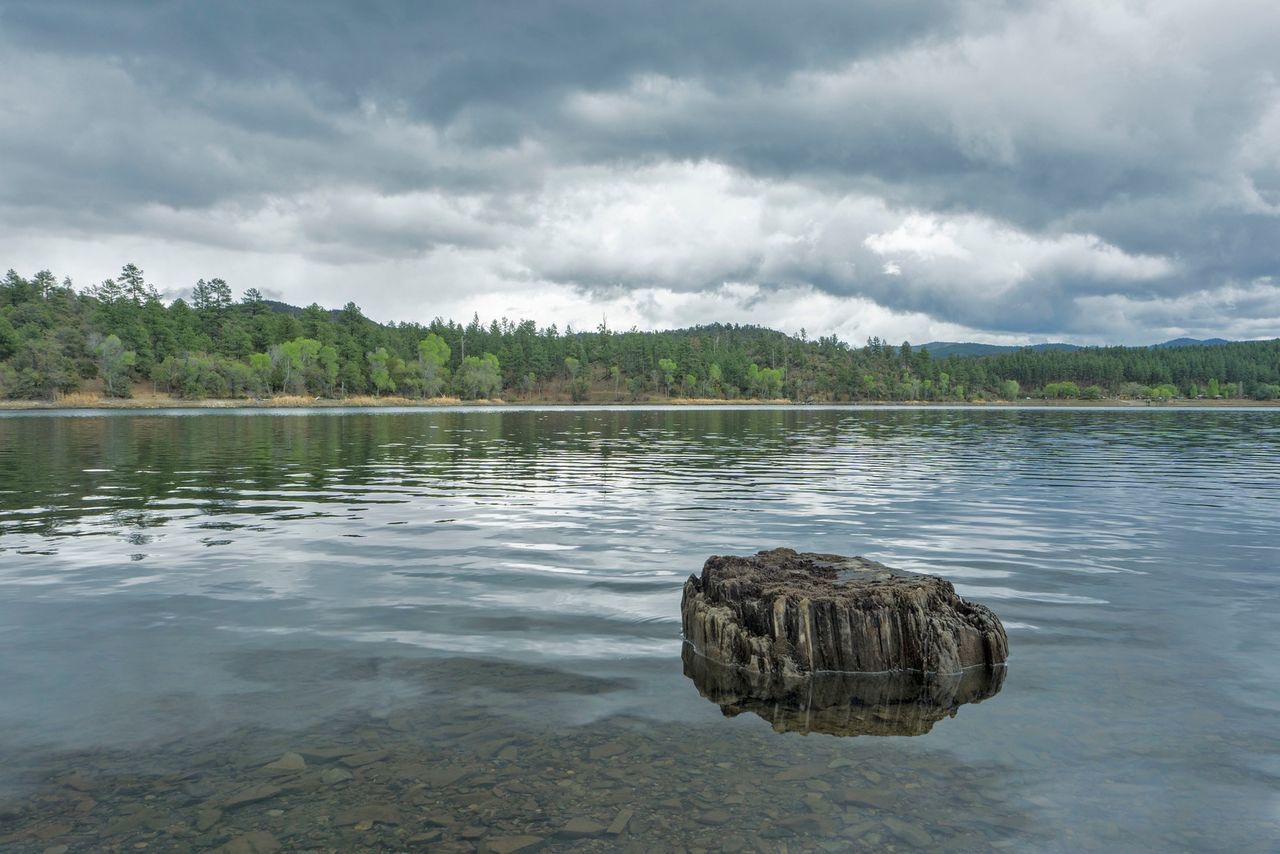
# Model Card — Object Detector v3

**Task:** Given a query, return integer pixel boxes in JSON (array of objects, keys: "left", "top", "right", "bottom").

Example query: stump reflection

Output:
[{"left": 682, "top": 644, "right": 1005, "bottom": 737}]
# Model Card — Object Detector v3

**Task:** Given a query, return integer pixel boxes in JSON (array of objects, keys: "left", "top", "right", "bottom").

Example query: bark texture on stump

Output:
[{"left": 681, "top": 548, "right": 1008, "bottom": 677}]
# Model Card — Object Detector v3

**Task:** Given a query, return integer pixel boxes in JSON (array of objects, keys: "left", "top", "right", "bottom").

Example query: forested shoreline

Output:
[{"left": 3, "top": 265, "right": 1279, "bottom": 403}]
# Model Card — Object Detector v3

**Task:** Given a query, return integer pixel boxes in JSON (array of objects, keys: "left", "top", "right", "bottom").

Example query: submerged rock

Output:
[
  {"left": 319, "top": 767, "right": 353, "bottom": 785},
  {"left": 262, "top": 752, "right": 306, "bottom": 773},
  {"left": 481, "top": 836, "right": 544, "bottom": 854},
  {"left": 556, "top": 817, "right": 607, "bottom": 838},
  {"left": 213, "top": 831, "right": 280, "bottom": 854},
  {"left": 681, "top": 548, "right": 1007, "bottom": 676},
  {"left": 220, "top": 783, "right": 282, "bottom": 810},
  {"left": 334, "top": 803, "right": 402, "bottom": 827}
]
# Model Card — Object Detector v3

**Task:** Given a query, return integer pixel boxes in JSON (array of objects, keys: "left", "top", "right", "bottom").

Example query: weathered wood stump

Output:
[{"left": 681, "top": 548, "right": 1008, "bottom": 677}]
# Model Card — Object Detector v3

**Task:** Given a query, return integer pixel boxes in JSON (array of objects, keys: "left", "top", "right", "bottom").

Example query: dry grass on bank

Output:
[
  {"left": 3, "top": 393, "right": 1277, "bottom": 411},
  {"left": 665, "top": 397, "right": 792, "bottom": 405},
  {"left": 54, "top": 391, "right": 105, "bottom": 405},
  {"left": 260, "top": 394, "right": 495, "bottom": 407},
  {"left": 333, "top": 395, "right": 466, "bottom": 406}
]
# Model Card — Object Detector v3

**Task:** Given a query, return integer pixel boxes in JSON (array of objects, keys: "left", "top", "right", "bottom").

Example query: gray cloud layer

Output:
[{"left": 0, "top": 0, "right": 1276, "bottom": 343}]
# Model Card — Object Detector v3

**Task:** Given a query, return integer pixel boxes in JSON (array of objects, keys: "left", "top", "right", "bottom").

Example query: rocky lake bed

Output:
[{"left": 0, "top": 687, "right": 1042, "bottom": 853}]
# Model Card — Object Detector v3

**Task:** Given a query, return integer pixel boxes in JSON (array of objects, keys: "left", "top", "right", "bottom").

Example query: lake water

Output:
[{"left": 0, "top": 406, "right": 1277, "bottom": 852}]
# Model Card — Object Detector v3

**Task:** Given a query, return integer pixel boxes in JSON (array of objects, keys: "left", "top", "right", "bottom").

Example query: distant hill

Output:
[
  {"left": 1152, "top": 337, "right": 1232, "bottom": 348},
  {"left": 917, "top": 341, "right": 1081, "bottom": 358},
  {"left": 264, "top": 299, "right": 343, "bottom": 320},
  {"left": 260, "top": 300, "right": 1246, "bottom": 357},
  {"left": 919, "top": 337, "right": 1237, "bottom": 358},
  {"left": 263, "top": 299, "right": 304, "bottom": 316}
]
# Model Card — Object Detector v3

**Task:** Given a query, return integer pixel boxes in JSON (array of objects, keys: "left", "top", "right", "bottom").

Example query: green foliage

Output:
[
  {"left": 367, "top": 347, "right": 396, "bottom": 396},
  {"left": 1080, "top": 385, "right": 1103, "bottom": 400},
  {"left": 1042, "top": 381, "right": 1081, "bottom": 399},
  {"left": 415, "top": 333, "right": 451, "bottom": 398},
  {"left": 13, "top": 337, "right": 78, "bottom": 400},
  {"left": 92, "top": 333, "right": 137, "bottom": 398},
  {"left": 417, "top": 334, "right": 450, "bottom": 366},
  {"left": 153, "top": 353, "right": 253, "bottom": 399},
  {"left": 268, "top": 337, "right": 333, "bottom": 395},
  {"left": 248, "top": 352, "right": 273, "bottom": 396},
  {"left": 657, "top": 357, "right": 677, "bottom": 396},
  {"left": 999, "top": 379, "right": 1021, "bottom": 399},
  {"left": 1119, "top": 381, "right": 1148, "bottom": 398},
  {"left": 192, "top": 277, "right": 232, "bottom": 318},
  {"left": 456, "top": 352, "right": 501, "bottom": 399},
  {"left": 0, "top": 312, "right": 18, "bottom": 360},
  {"left": 0, "top": 362, "right": 17, "bottom": 397},
  {"left": 746, "top": 363, "right": 784, "bottom": 398},
  {"left": 708, "top": 363, "right": 722, "bottom": 395}
]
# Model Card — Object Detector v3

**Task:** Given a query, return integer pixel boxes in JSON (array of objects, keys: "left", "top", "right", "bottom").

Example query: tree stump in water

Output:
[{"left": 681, "top": 548, "right": 1008, "bottom": 677}]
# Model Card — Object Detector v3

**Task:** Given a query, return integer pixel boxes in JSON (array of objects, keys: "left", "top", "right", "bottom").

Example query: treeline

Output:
[{"left": 2, "top": 264, "right": 1278, "bottom": 402}]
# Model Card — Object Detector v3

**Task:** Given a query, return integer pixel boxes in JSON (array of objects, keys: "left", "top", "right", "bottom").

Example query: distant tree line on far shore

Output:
[{"left": 2, "top": 265, "right": 1279, "bottom": 403}]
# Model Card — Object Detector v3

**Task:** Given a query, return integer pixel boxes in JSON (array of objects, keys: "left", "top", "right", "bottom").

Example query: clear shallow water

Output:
[{"left": 0, "top": 406, "right": 1277, "bottom": 851}]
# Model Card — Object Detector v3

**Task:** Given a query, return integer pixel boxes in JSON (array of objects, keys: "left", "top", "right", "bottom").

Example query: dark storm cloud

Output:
[
  {"left": 0, "top": 0, "right": 1276, "bottom": 342},
  {"left": 2, "top": 1, "right": 967, "bottom": 118},
  {"left": 0, "top": 0, "right": 969, "bottom": 204}
]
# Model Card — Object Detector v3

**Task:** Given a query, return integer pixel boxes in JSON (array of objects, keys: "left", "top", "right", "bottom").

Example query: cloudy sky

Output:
[{"left": 1, "top": 1, "right": 1277, "bottom": 344}]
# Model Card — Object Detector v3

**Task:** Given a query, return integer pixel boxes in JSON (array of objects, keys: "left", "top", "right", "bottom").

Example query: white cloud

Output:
[
  {"left": 0, "top": 157, "right": 1187, "bottom": 342},
  {"left": 864, "top": 216, "right": 971, "bottom": 261},
  {"left": 863, "top": 215, "right": 1176, "bottom": 296},
  {"left": 520, "top": 161, "right": 765, "bottom": 289}
]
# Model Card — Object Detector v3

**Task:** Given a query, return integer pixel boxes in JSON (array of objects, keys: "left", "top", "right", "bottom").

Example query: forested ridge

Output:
[{"left": 2, "top": 265, "right": 1279, "bottom": 402}]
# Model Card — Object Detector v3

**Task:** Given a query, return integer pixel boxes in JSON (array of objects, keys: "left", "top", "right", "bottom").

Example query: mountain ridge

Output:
[
  {"left": 918, "top": 338, "right": 1239, "bottom": 358},
  {"left": 254, "top": 301, "right": 1247, "bottom": 355}
]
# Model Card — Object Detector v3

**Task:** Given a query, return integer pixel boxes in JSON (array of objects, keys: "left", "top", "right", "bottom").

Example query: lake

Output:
[{"left": 1, "top": 406, "right": 1277, "bottom": 851}]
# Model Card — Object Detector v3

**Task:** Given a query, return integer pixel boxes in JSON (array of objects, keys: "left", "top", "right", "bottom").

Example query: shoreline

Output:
[{"left": 2, "top": 395, "right": 1278, "bottom": 412}]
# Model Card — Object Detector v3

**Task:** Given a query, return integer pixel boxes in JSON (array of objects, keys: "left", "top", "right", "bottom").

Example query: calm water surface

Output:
[{"left": 0, "top": 407, "right": 1277, "bottom": 852}]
